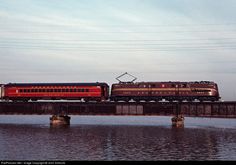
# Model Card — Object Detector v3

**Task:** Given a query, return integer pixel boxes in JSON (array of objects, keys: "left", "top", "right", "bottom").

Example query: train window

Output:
[
  {"left": 73, "top": 89, "right": 77, "bottom": 92},
  {"left": 65, "top": 89, "right": 69, "bottom": 92},
  {"left": 31, "top": 89, "right": 34, "bottom": 92},
  {"left": 49, "top": 89, "right": 53, "bottom": 92},
  {"left": 70, "top": 89, "right": 73, "bottom": 92},
  {"left": 58, "top": 89, "right": 61, "bottom": 92},
  {"left": 171, "top": 84, "right": 175, "bottom": 88},
  {"left": 62, "top": 89, "right": 65, "bottom": 92},
  {"left": 27, "top": 89, "right": 30, "bottom": 93},
  {"left": 85, "top": 89, "right": 89, "bottom": 92},
  {"left": 46, "top": 89, "right": 50, "bottom": 92},
  {"left": 42, "top": 89, "right": 46, "bottom": 92},
  {"left": 20, "top": 89, "right": 23, "bottom": 93},
  {"left": 151, "top": 84, "right": 155, "bottom": 88},
  {"left": 35, "top": 89, "right": 38, "bottom": 92}
]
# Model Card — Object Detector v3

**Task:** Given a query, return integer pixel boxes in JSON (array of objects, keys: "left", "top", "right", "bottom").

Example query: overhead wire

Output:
[{"left": 1, "top": 23, "right": 235, "bottom": 52}]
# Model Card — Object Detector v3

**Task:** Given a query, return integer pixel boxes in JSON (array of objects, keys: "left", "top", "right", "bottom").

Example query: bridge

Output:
[{"left": 0, "top": 101, "right": 236, "bottom": 127}]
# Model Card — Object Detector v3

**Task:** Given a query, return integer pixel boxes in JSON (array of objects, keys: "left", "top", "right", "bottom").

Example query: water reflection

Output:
[{"left": 0, "top": 124, "right": 235, "bottom": 160}]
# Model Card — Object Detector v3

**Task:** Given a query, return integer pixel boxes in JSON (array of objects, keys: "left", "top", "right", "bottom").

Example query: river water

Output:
[{"left": 0, "top": 115, "right": 235, "bottom": 161}]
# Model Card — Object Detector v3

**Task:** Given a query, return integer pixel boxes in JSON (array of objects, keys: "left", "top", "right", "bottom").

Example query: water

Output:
[{"left": 0, "top": 115, "right": 235, "bottom": 161}]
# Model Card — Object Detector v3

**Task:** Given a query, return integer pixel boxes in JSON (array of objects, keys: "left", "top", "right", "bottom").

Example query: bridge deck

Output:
[{"left": 0, "top": 101, "right": 236, "bottom": 118}]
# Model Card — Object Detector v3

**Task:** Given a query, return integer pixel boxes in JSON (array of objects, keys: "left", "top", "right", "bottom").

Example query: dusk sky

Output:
[{"left": 1, "top": 0, "right": 236, "bottom": 100}]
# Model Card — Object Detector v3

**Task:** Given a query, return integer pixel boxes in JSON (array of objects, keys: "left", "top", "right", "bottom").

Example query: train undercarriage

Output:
[{"left": 110, "top": 96, "right": 220, "bottom": 102}]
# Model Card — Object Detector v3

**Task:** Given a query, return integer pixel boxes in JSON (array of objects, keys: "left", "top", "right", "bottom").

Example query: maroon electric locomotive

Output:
[{"left": 110, "top": 81, "right": 220, "bottom": 102}]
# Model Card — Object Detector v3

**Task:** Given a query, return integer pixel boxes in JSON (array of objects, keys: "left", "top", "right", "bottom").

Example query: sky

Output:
[{"left": 0, "top": 0, "right": 236, "bottom": 100}]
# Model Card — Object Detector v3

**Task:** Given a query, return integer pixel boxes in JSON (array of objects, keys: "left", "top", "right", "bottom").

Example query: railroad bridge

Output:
[{"left": 0, "top": 101, "right": 236, "bottom": 127}]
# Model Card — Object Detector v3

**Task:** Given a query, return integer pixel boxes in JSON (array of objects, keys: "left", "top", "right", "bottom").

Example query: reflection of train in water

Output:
[{"left": 0, "top": 81, "right": 220, "bottom": 102}]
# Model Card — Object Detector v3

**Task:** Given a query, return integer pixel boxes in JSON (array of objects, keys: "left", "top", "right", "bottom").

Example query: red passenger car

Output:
[
  {"left": 3, "top": 82, "right": 109, "bottom": 102},
  {"left": 110, "top": 81, "right": 220, "bottom": 102}
]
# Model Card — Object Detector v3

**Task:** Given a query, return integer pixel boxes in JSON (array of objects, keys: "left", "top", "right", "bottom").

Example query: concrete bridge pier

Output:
[
  {"left": 171, "top": 115, "right": 184, "bottom": 128},
  {"left": 50, "top": 115, "right": 71, "bottom": 125},
  {"left": 50, "top": 106, "right": 71, "bottom": 126},
  {"left": 171, "top": 102, "right": 184, "bottom": 127}
]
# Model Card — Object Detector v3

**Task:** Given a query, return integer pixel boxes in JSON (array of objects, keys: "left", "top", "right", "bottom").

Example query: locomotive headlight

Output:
[{"left": 209, "top": 91, "right": 213, "bottom": 96}]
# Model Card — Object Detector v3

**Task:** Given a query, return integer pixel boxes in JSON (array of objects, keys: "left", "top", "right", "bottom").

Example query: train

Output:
[
  {"left": 0, "top": 80, "right": 220, "bottom": 102},
  {"left": 0, "top": 83, "right": 109, "bottom": 102},
  {"left": 110, "top": 81, "right": 220, "bottom": 102}
]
